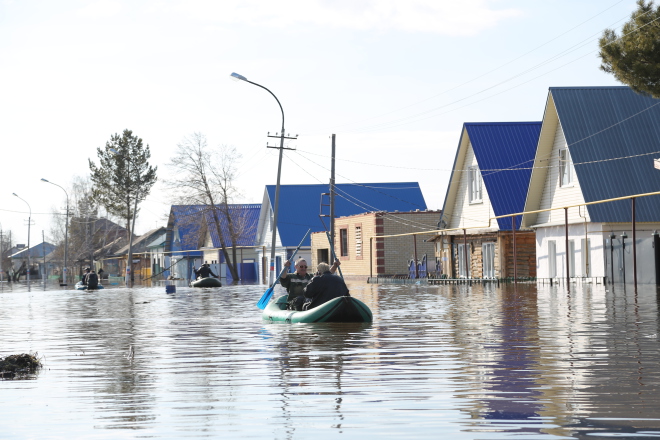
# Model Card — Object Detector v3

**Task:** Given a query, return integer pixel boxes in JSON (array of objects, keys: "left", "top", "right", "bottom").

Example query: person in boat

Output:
[
  {"left": 81, "top": 267, "right": 91, "bottom": 286},
  {"left": 86, "top": 269, "right": 99, "bottom": 290},
  {"left": 281, "top": 258, "right": 313, "bottom": 311},
  {"left": 302, "top": 261, "right": 347, "bottom": 310},
  {"left": 195, "top": 263, "right": 218, "bottom": 279}
]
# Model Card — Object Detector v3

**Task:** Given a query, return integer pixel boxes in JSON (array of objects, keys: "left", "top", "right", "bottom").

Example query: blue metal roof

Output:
[
  {"left": 552, "top": 87, "right": 660, "bottom": 222},
  {"left": 203, "top": 204, "right": 261, "bottom": 247},
  {"left": 466, "top": 122, "right": 542, "bottom": 230},
  {"left": 167, "top": 204, "right": 261, "bottom": 254},
  {"left": 265, "top": 183, "right": 427, "bottom": 246},
  {"left": 10, "top": 242, "right": 56, "bottom": 259}
]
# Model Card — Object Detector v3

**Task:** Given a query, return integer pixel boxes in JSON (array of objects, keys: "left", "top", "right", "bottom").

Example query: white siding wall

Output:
[
  {"left": 448, "top": 142, "right": 496, "bottom": 229},
  {"left": 536, "top": 121, "right": 589, "bottom": 225},
  {"left": 535, "top": 223, "right": 606, "bottom": 278}
]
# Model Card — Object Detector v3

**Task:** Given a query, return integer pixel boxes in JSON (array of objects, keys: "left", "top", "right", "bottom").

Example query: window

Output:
[
  {"left": 559, "top": 148, "right": 573, "bottom": 187},
  {"left": 458, "top": 243, "right": 470, "bottom": 278},
  {"left": 355, "top": 226, "right": 362, "bottom": 257},
  {"left": 548, "top": 240, "right": 557, "bottom": 278},
  {"left": 468, "top": 166, "right": 483, "bottom": 203},
  {"left": 482, "top": 242, "right": 495, "bottom": 279},
  {"left": 568, "top": 239, "right": 576, "bottom": 277},
  {"left": 339, "top": 228, "right": 348, "bottom": 257}
]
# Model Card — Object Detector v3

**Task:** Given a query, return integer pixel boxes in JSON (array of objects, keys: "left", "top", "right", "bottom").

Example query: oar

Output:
[
  {"left": 325, "top": 231, "right": 343, "bottom": 278},
  {"left": 256, "top": 228, "right": 312, "bottom": 309}
]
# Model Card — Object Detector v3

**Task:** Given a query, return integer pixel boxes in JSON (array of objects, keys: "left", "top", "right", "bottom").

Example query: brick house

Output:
[{"left": 311, "top": 210, "right": 440, "bottom": 278}]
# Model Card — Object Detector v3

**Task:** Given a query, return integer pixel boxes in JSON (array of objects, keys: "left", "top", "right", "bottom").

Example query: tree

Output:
[
  {"left": 599, "top": 0, "right": 660, "bottom": 98},
  {"left": 165, "top": 133, "right": 246, "bottom": 283},
  {"left": 89, "top": 129, "right": 157, "bottom": 239}
]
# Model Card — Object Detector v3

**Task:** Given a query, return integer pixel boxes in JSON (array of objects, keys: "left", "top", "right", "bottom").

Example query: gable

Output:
[
  {"left": 448, "top": 140, "right": 495, "bottom": 229},
  {"left": 443, "top": 122, "right": 541, "bottom": 231},
  {"left": 552, "top": 87, "right": 660, "bottom": 222},
  {"left": 466, "top": 122, "right": 541, "bottom": 230}
]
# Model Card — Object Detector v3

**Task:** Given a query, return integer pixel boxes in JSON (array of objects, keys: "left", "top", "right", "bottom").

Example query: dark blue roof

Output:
[
  {"left": 167, "top": 204, "right": 261, "bottom": 254},
  {"left": 10, "top": 242, "right": 56, "bottom": 259},
  {"left": 466, "top": 122, "right": 542, "bottom": 230},
  {"left": 266, "top": 183, "right": 427, "bottom": 246},
  {"left": 552, "top": 87, "right": 660, "bottom": 222}
]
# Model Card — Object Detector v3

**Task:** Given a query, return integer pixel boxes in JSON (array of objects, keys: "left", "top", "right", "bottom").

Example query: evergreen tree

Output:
[
  {"left": 88, "top": 129, "right": 157, "bottom": 238},
  {"left": 599, "top": 0, "right": 660, "bottom": 98}
]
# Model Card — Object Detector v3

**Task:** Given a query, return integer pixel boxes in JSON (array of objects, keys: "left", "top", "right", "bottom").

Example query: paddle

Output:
[
  {"left": 325, "top": 231, "right": 343, "bottom": 279},
  {"left": 256, "top": 228, "right": 312, "bottom": 309}
]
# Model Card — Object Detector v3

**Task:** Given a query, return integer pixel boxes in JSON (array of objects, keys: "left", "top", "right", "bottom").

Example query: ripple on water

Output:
[{"left": 1, "top": 282, "right": 660, "bottom": 438}]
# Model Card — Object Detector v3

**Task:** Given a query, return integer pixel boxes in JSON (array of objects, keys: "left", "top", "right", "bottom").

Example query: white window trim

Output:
[
  {"left": 559, "top": 148, "right": 574, "bottom": 188},
  {"left": 468, "top": 165, "right": 483, "bottom": 204}
]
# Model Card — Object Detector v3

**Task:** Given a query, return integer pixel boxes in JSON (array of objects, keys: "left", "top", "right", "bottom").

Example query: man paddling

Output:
[
  {"left": 281, "top": 258, "right": 313, "bottom": 311},
  {"left": 195, "top": 263, "right": 218, "bottom": 279}
]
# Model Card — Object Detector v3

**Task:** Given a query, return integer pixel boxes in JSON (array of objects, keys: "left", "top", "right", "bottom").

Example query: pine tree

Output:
[
  {"left": 599, "top": 0, "right": 660, "bottom": 98},
  {"left": 88, "top": 129, "right": 157, "bottom": 238}
]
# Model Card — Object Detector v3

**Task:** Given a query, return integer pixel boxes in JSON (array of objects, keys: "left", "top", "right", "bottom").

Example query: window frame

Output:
[
  {"left": 339, "top": 228, "right": 349, "bottom": 257},
  {"left": 559, "top": 148, "right": 573, "bottom": 187},
  {"left": 468, "top": 165, "right": 483, "bottom": 203}
]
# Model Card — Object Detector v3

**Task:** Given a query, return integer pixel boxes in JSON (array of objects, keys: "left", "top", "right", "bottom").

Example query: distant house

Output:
[
  {"left": 165, "top": 204, "right": 261, "bottom": 282},
  {"left": 146, "top": 232, "right": 167, "bottom": 281},
  {"left": 109, "top": 227, "right": 167, "bottom": 283},
  {"left": 257, "top": 183, "right": 429, "bottom": 281},
  {"left": 9, "top": 242, "right": 56, "bottom": 281},
  {"left": 522, "top": 87, "right": 660, "bottom": 284},
  {"left": 310, "top": 210, "right": 440, "bottom": 278},
  {"left": 430, "top": 122, "right": 541, "bottom": 279}
]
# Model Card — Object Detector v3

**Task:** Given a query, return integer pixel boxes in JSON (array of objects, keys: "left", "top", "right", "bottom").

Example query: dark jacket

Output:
[
  {"left": 86, "top": 272, "right": 99, "bottom": 289},
  {"left": 303, "top": 271, "right": 349, "bottom": 309},
  {"left": 281, "top": 272, "right": 313, "bottom": 302},
  {"left": 196, "top": 266, "right": 217, "bottom": 278}
]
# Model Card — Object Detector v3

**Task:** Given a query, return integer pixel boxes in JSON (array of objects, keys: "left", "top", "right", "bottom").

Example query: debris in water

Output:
[{"left": 0, "top": 352, "right": 43, "bottom": 379}]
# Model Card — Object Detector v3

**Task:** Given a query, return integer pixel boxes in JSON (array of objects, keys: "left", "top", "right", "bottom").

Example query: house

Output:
[
  {"left": 256, "top": 183, "right": 428, "bottom": 281},
  {"left": 109, "top": 227, "right": 167, "bottom": 283},
  {"left": 430, "top": 122, "right": 542, "bottom": 279},
  {"left": 310, "top": 210, "right": 441, "bottom": 278},
  {"left": 9, "top": 242, "right": 56, "bottom": 281},
  {"left": 165, "top": 204, "right": 261, "bottom": 282},
  {"left": 522, "top": 86, "right": 660, "bottom": 284},
  {"left": 146, "top": 232, "right": 167, "bottom": 281}
]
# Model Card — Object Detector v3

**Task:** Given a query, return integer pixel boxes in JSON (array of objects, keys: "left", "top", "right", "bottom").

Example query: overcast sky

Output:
[{"left": 0, "top": 0, "right": 636, "bottom": 245}]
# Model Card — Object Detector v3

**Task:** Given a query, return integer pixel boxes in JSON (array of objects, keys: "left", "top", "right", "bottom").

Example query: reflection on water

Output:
[{"left": 1, "top": 281, "right": 660, "bottom": 439}]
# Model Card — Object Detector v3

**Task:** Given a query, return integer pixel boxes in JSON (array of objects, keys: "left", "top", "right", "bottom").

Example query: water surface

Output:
[{"left": 1, "top": 281, "right": 660, "bottom": 439}]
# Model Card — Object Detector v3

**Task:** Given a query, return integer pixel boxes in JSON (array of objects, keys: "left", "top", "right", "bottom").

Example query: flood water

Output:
[{"left": 2, "top": 280, "right": 660, "bottom": 439}]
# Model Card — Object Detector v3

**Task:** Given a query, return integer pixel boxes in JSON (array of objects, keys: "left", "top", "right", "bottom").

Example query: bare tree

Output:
[
  {"left": 165, "top": 133, "right": 246, "bottom": 282},
  {"left": 49, "top": 176, "right": 127, "bottom": 275}
]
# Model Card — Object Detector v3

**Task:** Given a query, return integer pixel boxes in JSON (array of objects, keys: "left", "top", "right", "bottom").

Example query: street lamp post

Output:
[
  {"left": 12, "top": 193, "right": 31, "bottom": 286},
  {"left": 108, "top": 148, "right": 137, "bottom": 286},
  {"left": 231, "top": 72, "right": 294, "bottom": 284},
  {"left": 41, "top": 178, "right": 69, "bottom": 286}
]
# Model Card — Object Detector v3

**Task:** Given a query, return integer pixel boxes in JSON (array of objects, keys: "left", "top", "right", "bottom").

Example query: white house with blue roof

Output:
[
  {"left": 432, "top": 122, "right": 541, "bottom": 279},
  {"left": 166, "top": 204, "right": 262, "bottom": 282},
  {"left": 256, "top": 182, "right": 429, "bottom": 281},
  {"left": 523, "top": 87, "right": 660, "bottom": 284}
]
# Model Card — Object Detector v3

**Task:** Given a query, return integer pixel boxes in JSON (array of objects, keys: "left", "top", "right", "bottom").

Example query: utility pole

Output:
[
  {"left": 266, "top": 130, "right": 297, "bottom": 283},
  {"left": 330, "top": 134, "right": 336, "bottom": 254}
]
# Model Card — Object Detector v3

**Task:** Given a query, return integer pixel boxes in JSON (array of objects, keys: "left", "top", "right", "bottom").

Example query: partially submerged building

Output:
[{"left": 431, "top": 122, "right": 541, "bottom": 279}]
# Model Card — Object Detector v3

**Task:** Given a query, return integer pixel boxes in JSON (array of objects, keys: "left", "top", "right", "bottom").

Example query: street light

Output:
[
  {"left": 231, "top": 72, "right": 287, "bottom": 285},
  {"left": 41, "top": 178, "right": 70, "bottom": 286},
  {"left": 12, "top": 193, "right": 31, "bottom": 286},
  {"left": 108, "top": 147, "right": 138, "bottom": 286}
]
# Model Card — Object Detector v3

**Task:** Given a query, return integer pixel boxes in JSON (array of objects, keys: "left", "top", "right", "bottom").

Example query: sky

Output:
[{"left": 0, "top": 0, "right": 638, "bottom": 246}]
